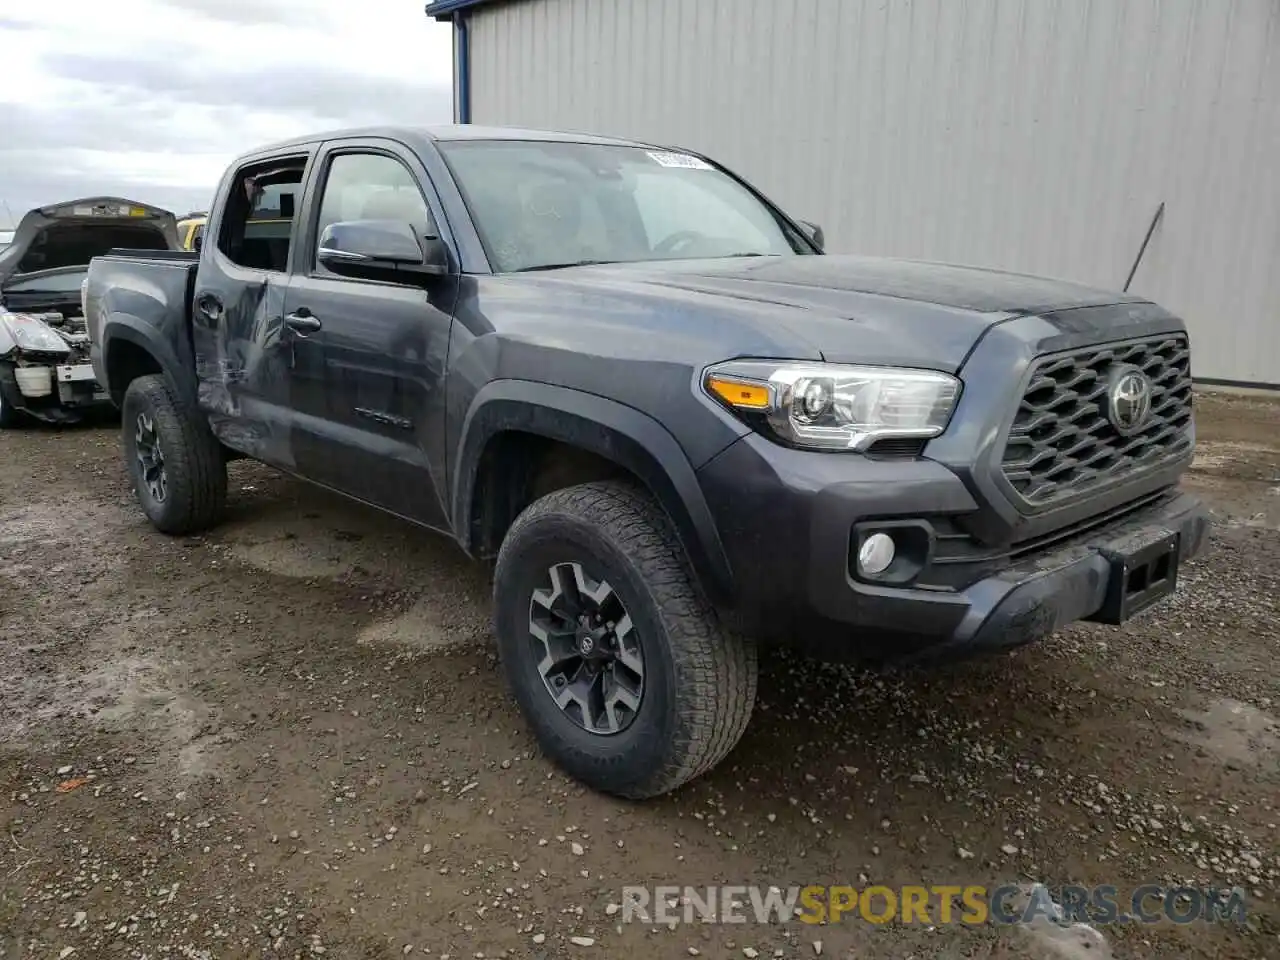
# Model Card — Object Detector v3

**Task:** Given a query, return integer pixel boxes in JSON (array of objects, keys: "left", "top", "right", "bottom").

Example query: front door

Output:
[{"left": 280, "top": 144, "right": 458, "bottom": 529}]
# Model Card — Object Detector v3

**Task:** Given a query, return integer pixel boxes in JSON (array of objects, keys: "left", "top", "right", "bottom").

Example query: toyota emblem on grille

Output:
[{"left": 1106, "top": 365, "right": 1154, "bottom": 435}]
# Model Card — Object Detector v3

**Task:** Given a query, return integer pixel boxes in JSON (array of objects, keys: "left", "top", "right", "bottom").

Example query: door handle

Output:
[
  {"left": 285, "top": 311, "right": 322, "bottom": 333},
  {"left": 195, "top": 293, "right": 223, "bottom": 322}
]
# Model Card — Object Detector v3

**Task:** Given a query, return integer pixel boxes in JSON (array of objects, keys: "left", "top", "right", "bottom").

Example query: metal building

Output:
[{"left": 427, "top": 0, "right": 1280, "bottom": 389}]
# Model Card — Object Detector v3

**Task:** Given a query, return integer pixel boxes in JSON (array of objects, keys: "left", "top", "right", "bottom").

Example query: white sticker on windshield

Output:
[{"left": 647, "top": 150, "right": 712, "bottom": 170}]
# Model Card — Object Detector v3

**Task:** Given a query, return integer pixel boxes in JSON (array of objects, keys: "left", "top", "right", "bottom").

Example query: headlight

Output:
[
  {"left": 704, "top": 360, "right": 961, "bottom": 451},
  {"left": 0, "top": 311, "right": 72, "bottom": 356}
]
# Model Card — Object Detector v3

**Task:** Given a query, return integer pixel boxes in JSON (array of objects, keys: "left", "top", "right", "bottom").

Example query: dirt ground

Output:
[{"left": 1, "top": 391, "right": 1277, "bottom": 960}]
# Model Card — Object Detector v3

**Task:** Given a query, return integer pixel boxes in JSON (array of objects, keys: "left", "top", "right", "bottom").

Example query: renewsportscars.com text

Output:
[{"left": 620, "top": 883, "right": 1248, "bottom": 926}]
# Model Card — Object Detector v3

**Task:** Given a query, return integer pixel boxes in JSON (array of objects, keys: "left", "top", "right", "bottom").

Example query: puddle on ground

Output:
[
  {"left": 1018, "top": 919, "right": 1113, "bottom": 960},
  {"left": 1191, "top": 439, "right": 1279, "bottom": 467},
  {"left": 357, "top": 596, "right": 474, "bottom": 652},
  {"left": 1219, "top": 513, "right": 1280, "bottom": 531},
  {"left": 1, "top": 574, "right": 223, "bottom": 776},
  {"left": 997, "top": 884, "right": 1114, "bottom": 959},
  {"left": 0, "top": 509, "right": 63, "bottom": 549},
  {"left": 217, "top": 516, "right": 419, "bottom": 582},
  {"left": 223, "top": 537, "right": 355, "bottom": 580},
  {"left": 0, "top": 498, "right": 132, "bottom": 578},
  {"left": 1172, "top": 697, "right": 1280, "bottom": 767},
  {"left": 1191, "top": 451, "right": 1234, "bottom": 472}
]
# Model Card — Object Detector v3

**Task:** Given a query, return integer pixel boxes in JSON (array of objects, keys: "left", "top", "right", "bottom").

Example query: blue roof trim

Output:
[{"left": 424, "top": 0, "right": 510, "bottom": 20}]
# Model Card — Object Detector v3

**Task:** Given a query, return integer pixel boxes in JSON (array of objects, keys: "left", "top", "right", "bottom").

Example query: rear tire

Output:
[
  {"left": 493, "top": 480, "right": 757, "bottom": 799},
  {"left": 120, "top": 374, "right": 226, "bottom": 534}
]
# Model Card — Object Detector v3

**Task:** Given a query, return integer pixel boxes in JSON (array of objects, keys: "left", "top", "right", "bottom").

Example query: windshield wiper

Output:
[{"left": 513, "top": 259, "right": 618, "bottom": 272}]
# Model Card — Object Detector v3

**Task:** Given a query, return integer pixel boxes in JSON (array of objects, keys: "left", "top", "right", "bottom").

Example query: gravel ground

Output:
[{"left": 1, "top": 391, "right": 1277, "bottom": 960}]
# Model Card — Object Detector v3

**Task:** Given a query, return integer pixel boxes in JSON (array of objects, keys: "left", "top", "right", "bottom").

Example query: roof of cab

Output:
[{"left": 239, "top": 124, "right": 656, "bottom": 160}]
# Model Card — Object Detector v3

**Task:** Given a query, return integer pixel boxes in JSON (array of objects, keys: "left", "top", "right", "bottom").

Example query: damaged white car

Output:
[{"left": 0, "top": 196, "right": 180, "bottom": 426}]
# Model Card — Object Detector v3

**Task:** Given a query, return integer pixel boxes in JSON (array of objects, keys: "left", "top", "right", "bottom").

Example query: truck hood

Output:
[{"left": 518, "top": 255, "right": 1151, "bottom": 372}]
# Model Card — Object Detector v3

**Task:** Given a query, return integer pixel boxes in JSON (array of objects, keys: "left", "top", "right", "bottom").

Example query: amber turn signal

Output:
[{"left": 705, "top": 374, "right": 771, "bottom": 410}]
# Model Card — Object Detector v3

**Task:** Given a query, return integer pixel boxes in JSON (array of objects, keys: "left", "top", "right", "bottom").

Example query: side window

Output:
[
  {"left": 314, "top": 152, "right": 434, "bottom": 271},
  {"left": 217, "top": 156, "right": 307, "bottom": 273}
]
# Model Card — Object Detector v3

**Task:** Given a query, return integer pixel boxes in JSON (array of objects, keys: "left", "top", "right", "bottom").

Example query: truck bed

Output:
[
  {"left": 102, "top": 248, "right": 200, "bottom": 263},
  {"left": 84, "top": 249, "right": 202, "bottom": 403}
]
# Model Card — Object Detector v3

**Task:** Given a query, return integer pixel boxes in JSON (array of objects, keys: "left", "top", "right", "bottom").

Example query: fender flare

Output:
[
  {"left": 100, "top": 314, "right": 196, "bottom": 405},
  {"left": 452, "top": 380, "right": 735, "bottom": 605}
]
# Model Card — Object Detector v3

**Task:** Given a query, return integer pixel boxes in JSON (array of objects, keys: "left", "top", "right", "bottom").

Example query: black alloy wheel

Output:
[
  {"left": 133, "top": 410, "right": 168, "bottom": 504},
  {"left": 529, "top": 560, "right": 646, "bottom": 736}
]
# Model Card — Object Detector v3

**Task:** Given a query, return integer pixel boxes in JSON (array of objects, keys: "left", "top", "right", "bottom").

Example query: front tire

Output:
[
  {"left": 493, "top": 481, "right": 757, "bottom": 799},
  {"left": 120, "top": 374, "right": 227, "bottom": 534}
]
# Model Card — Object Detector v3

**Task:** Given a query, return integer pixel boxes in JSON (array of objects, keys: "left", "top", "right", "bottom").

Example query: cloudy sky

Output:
[{"left": 0, "top": 0, "right": 455, "bottom": 226}]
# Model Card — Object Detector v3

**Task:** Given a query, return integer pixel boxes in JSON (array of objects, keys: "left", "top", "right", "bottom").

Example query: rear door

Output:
[
  {"left": 191, "top": 150, "right": 322, "bottom": 470},
  {"left": 280, "top": 137, "right": 459, "bottom": 529}
]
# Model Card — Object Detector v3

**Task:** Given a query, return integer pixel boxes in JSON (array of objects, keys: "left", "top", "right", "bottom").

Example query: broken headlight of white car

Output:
[{"left": 0, "top": 310, "right": 73, "bottom": 357}]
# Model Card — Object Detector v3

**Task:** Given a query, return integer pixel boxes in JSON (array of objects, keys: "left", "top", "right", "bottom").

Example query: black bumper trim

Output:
[{"left": 899, "top": 491, "right": 1208, "bottom": 664}]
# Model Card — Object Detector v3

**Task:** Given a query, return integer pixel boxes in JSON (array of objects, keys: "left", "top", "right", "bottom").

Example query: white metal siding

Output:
[{"left": 467, "top": 0, "right": 1280, "bottom": 385}]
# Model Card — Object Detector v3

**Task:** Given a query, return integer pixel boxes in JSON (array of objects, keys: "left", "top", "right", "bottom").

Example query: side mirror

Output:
[
  {"left": 796, "top": 219, "right": 824, "bottom": 251},
  {"left": 318, "top": 219, "right": 448, "bottom": 279}
]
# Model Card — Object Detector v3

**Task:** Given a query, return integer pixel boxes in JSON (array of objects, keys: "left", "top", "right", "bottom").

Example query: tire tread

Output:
[
  {"left": 496, "top": 480, "right": 757, "bottom": 798},
  {"left": 122, "top": 374, "right": 226, "bottom": 534}
]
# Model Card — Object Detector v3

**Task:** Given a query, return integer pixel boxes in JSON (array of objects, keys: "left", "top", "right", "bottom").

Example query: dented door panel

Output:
[
  {"left": 191, "top": 150, "right": 316, "bottom": 473},
  {"left": 191, "top": 264, "right": 301, "bottom": 470}
]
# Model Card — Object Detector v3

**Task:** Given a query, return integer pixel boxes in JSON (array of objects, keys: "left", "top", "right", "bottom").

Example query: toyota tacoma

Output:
[{"left": 83, "top": 126, "right": 1207, "bottom": 798}]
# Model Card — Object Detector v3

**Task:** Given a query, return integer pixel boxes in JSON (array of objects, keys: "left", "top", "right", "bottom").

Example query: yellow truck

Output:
[
  {"left": 177, "top": 198, "right": 290, "bottom": 254},
  {"left": 176, "top": 213, "right": 207, "bottom": 251}
]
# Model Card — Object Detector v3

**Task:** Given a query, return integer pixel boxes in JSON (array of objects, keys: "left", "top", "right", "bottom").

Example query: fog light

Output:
[
  {"left": 14, "top": 366, "right": 53, "bottom": 398},
  {"left": 858, "top": 532, "right": 896, "bottom": 575}
]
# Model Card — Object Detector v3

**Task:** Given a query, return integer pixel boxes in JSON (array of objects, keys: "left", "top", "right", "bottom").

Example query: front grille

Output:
[{"left": 1000, "top": 335, "right": 1193, "bottom": 507}]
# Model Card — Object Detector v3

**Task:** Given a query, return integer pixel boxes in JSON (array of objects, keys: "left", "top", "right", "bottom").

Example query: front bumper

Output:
[
  {"left": 909, "top": 491, "right": 1206, "bottom": 663},
  {"left": 0, "top": 359, "right": 112, "bottom": 423},
  {"left": 697, "top": 434, "right": 1208, "bottom": 664}
]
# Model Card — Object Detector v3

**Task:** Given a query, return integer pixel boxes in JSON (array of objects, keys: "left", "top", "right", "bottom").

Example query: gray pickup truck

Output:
[{"left": 84, "top": 125, "right": 1207, "bottom": 798}]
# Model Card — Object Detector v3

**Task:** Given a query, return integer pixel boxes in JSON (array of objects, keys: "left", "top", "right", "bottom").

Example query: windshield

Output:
[
  {"left": 3, "top": 269, "right": 87, "bottom": 293},
  {"left": 438, "top": 140, "right": 810, "bottom": 272}
]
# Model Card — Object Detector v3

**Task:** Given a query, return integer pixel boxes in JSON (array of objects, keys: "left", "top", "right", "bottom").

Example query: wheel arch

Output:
[
  {"left": 101, "top": 316, "right": 195, "bottom": 407},
  {"left": 452, "top": 381, "right": 735, "bottom": 606}
]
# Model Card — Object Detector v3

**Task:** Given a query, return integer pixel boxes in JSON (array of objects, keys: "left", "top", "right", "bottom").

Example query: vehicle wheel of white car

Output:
[
  {"left": 121, "top": 374, "right": 227, "bottom": 534},
  {"left": 493, "top": 480, "right": 758, "bottom": 799},
  {"left": 0, "top": 378, "right": 23, "bottom": 429}
]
